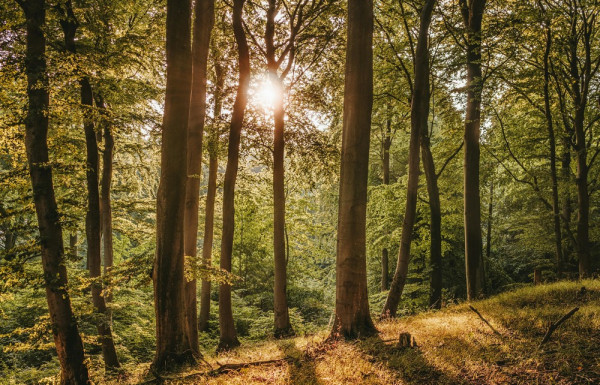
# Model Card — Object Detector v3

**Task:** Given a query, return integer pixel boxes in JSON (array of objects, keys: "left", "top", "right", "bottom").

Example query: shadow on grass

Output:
[
  {"left": 357, "top": 335, "right": 469, "bottom": 385},
  {"left": 278, "top": 340, "right": 323, "bottom": 385}
]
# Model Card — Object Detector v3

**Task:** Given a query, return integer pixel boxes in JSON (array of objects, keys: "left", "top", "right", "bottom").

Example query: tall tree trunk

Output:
[
  {"left": 540, "top": 12, "right": 563, "bottom": 276},
  {"left": 564, "top": 7, "right": 592, "bottom": 278},
  {"left": 382, "top": 0, "right": 436, "bottom": 318},
  {"left": 381, "top": 117, "right": 391, "bottom": 291},
  {"left": 265, "top": 0, "right": 292, "bottom": 338},
  {"left": 485, "top": 179, "right": 493, "bottom": 261},
  {"left": 560, "top": 136, "right": 572, "bottom": 264},
  {"left": 198, "top": 152, "right": 218, "bottom": 332},
  {"left": 183, "top": 0, "right": 215, "bottom": 355},
  {"left": 58, "top": 2, "right": 120, "bottom": 369},
  {"left": 460, "top": 0, "right": 486, "bottom": 301},
  {"left": 218, "top": 0, "right": 250, "bottom": 351},
  {"left": 153, "top": 0, "right": 195, "bottom": 369},
  {"left": 97, "top": 94, "right": 114, "bottom": 305},
  {"left": 198, "top": 57, "right": 224, "bottom": 333},
  {"left": 18, "top": 0, "right": 90, "bottom": 382},
  {"left": 330, "top": 0, "right": 376, "bottom": 338},
  {"left": 421, "top": 137, "right": 442, "bottom": 309}
]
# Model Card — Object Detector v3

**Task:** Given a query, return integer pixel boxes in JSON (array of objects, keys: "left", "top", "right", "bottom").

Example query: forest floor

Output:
[{"left": 120, "top": 280, "right": 600, "bottom": 384}]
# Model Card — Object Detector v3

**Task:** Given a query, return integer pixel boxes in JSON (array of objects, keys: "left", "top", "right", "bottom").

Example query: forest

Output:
[{"left": 1, "top": 0, "right": 599, "bottom": 383}]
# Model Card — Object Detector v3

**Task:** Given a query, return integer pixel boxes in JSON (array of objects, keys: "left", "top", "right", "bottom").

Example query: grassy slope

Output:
[{"left": 120, "top": 280, "right": 600, "bottom": 384}]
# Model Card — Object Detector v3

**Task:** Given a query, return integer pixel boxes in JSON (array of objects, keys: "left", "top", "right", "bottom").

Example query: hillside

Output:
[{"left": 114, "top": 280, "right": 600, "bottom": 384}]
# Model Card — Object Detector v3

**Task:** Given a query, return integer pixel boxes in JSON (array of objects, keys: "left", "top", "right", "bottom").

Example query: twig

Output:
[
  {"left": 469, "top": 305, "right": 502, "bottom": 337},
  {"left": 539, "top": 307, "right": 579, "bottom": 347}
]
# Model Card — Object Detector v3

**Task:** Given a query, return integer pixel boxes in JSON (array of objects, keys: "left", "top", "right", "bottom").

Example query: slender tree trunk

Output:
[
  {"left": 421, "top": 138, "right": 442, "bottom": 310},
  {"left": 330, "top": 0, "right": 376, "bottom": 338},
  {"left": 198, "top": 57, "right": 224, "bottom": 333},
  {"left": 272, "top": 85, "right": 292, "bottom": 336},
  {"left": 81, "top": 76, "right": 120, "bottom": 369},
  {"left": 485, "top": 179, "right": 493, "bottom": 261},
  {"left": 460, "top": 0, "right": 486, "bottom": 301},
  {"left": 97, "top": 94, "right": 115, "bottom": 307},
  {"left": 381, "top": 117, "right": 391, "bottom": 291},
  {"left": 69, "top": 233, "right": 78, "bottom": 260},
  {"left": 382, "top": 0, "right": 436, "bottom": 318},
  {"left": 561, "top": 136, "right": 572, "bottom": 263},
  {"left": 19, "top": 1, "right": 90, "bottom": 382},
  {"left": 566, "top": 12, "right": 591, "bottom": 278},
  {"left": 264, "top": 0, "right": 292, "bottom": 337},
  {"left": 218, "top": 0, "right": 249, "bottom": 351},
  {"left": 540, "top": 17, "right": 563, "bottom": 276},
  {"left": 153, "top": 0, "right": 195, "bottom": 369},
  {"left": 574, "top": 115, "right": 590, "bottom": 277},
  {"left": 58, "top": 2, "right": 120, "bottom": 369},
  {"left": 198, "top": 152, "right": 218, "bottom": 332},
  {"left": 183, "top": 0, "right": 215, "bottom": 355}
]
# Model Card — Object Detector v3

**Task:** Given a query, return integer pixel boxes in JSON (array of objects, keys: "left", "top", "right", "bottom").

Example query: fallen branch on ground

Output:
[
  {"left": 539, "top": 307, "right": 579, "bottom": 347},
  {"left": 469, "top": 305, "right": 502, "bottom": 336}
]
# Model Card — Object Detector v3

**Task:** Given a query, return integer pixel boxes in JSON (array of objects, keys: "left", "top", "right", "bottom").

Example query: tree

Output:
[
  {"left": 330, "top": 0, "right": 376, "bottom": 338},
  {"left": 382, "top": 0, "right": 437, "bottom": 317},
  {"left": 549, "top": 0, "right": 600, "bottom": 278},
  {"left": 218, "top": 0, "right": 250, "bottom": 351},
  {"left": 183, "top": 0, "right": 215, "bottom": 354},
  {"left": 460, "top": 0, "right": 486, "bottom": 300},
  {"left": 57, "top": 0, "right": 120, "bottom": 368},
  {"left": 153, "top": 0, "right": 196, "bottom": 369},
  {"left": 198, "top": 47, "right": 224, "bottom": 333},
  {"left": 16, "top": 0, "right": 90, "bottom": 382}
]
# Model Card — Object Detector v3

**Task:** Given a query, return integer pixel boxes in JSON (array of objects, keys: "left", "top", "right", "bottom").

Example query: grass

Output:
[{"left": 108, "top": 280, "right": 600, "bottom": 384}]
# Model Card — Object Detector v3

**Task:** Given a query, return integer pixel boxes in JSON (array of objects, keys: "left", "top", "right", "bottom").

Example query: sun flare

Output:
[{"left": 255, "top": 79, "right": 282, "bottom": 110}]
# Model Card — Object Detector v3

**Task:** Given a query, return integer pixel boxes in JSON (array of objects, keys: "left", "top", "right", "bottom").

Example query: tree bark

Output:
[
  {"left": 183, "top": 0, "right": 215, "bottom": 355},
  {"left": 539, "top": 9, "right": 563, "bottom": 276},
  {"left": 218, "top": 0, "right": 250, "bottom": 351},
  {"left": 485, "top": 179, "right": 493, "bottom": 262},
  {"left": 19, "top": 0, "right": 90, "bottom": 382},
  {"left": 58, "top": 1, "right": 120, "bottom": 369},
  {"left": 153, "top": 0, "right": 196, "bottom": 369},
  {"left": 460, "top": 0, "right": 486, "bottom": 300},
  {"left": 421, "top": 137, "right": 442, "bottom": 309},
  {"left": 265, "top": 0, "right": 293, "bottom": 338},
  {"left": 381, "top": 117, "right": 391, "bottom": 291},
  {"left": 330, "top": 0, "right": 376, "bottom": 338},
  {"left": 97, "top": 94, "right": 115, "bottom": 306},
  {"left": 382, "top": 0, "right": 436, "bottom": 318},
  {"left": 198, "top": 57, "right": 224, "bottom": 333}
]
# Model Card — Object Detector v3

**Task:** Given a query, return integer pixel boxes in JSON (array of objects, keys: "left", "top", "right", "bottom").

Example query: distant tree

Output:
[
  {"left": 57, "top": 0, "right": 120, "bottom": 368},
  {"left": 382, "top": 0, "right": 437, "bottom": 317}
]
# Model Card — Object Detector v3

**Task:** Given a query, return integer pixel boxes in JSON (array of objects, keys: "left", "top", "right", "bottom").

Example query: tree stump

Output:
[{"left": 397, "top": 332, "right": 416, "bottom": 349}]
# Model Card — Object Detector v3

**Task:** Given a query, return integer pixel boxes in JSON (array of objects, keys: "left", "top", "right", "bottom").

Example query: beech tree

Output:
[
  {"left": 16, "top": 0, "right": 90, "bottom": 382},
  {"left": 153, "top": 0, "right": 195, "bottom": 368},
  {"left": 57, "top": 0, "right": 120, "bottom": 368},
  {"left": 218, "top": 0, "right": 250, "bottom": 351},
  {"left": 460, "top": 0, "right": 486, "bottom": 300},
  {"left": 382, "top": 0, "right": 437, "bottom": 317},
  {"left": 330, "top": 0, "right": 376, "bottom": 338},
  {"left": 183, "top": 0, "right": 215, "bottom": 354}
]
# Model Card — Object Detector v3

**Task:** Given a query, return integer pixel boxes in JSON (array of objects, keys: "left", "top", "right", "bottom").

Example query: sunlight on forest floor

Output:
[{"left": 113, "top": 280, "right": 600, "bottom": 384}]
